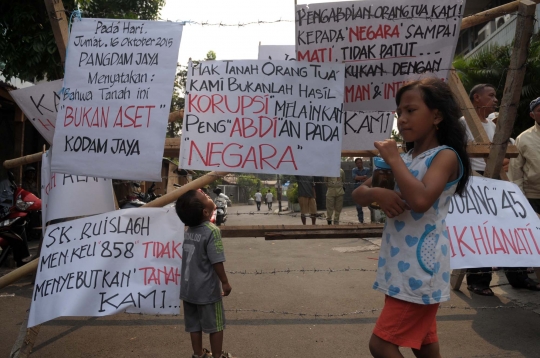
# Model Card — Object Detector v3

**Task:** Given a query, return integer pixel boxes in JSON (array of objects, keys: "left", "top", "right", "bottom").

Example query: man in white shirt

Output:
[
  {"left": 266, "top": 190, "right": 273, "bottom": 210},
  {"left": 460, "top": 84, "right": 509, "bottom": 175},
  {"left": 254, "top": 190, "right": 262, "bottom": 211}
]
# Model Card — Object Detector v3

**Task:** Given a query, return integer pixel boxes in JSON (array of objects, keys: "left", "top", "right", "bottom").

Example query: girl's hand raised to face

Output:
[{"left": 374, "top": 140, "right": 400, "bottom": 164}]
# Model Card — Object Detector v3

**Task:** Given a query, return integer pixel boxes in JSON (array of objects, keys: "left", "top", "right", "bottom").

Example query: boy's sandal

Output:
[{"left": 467, "top": 285, "right": 494, "bottom": 296}]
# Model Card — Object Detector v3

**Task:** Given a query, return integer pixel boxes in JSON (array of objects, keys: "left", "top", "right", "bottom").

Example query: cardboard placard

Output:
[
  {"left": 446, "top": 177, "right": 540, "bottom": 269},
  {"left": 180, "top": 60, "right": 345, "bottom": 176},
  {"left": 50, "top": 18, "right": 183, "bottom": 181},
  {"left": 28, "top": 208, "right": 183, "bottom": 327},
  {"left": 41, "top": 150, "right": 116, "bottom": 225},
  {"left": 296, "top": 0, "right": 464, "bottom": 111},
  {"left": 342, "top": 111, "right": 394, "bottom": 150},
  {"left": 10, "top": 80, "right": 63, "bottom": 144}
]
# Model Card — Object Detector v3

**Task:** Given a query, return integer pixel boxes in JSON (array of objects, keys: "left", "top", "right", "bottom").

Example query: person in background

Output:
[
  {"left": 461, "top": 84, "right": 540, "bottom": 295},
  {"left": 266, "top": 190, "right": 273, "bottom": 210},
  {"left": 352, "top": 158, "right": 371, "bottom": 223},
  {"left": 21, "top": 166, "right": 38, "bottom": 196},
  {"left": 254, "top": 189, "right": 262, "bottom": 211},
  {"left": 510, "top": 97, "right": 540, "bottom": 214},
  {"left": 460, "top": 84, "right": 509, "bottom": 174},
  {"left": 324, "top": 168, "right": 346, "bottom": 225},
  {"left": 295, "top": 175, "right": 317, "bottom": 225},
  {"left": 175, "top": 190, "right": 234, "bottom": 358}
]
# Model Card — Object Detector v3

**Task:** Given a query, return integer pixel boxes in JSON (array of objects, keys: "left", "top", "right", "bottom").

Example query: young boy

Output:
[{"left": 175, "top": 190, "right": 233, "bottom": 358}]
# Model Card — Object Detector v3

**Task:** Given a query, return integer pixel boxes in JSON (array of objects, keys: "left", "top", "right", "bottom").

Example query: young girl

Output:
[{"left": 352, "top": 78, "right": 471, "bottom": 358}]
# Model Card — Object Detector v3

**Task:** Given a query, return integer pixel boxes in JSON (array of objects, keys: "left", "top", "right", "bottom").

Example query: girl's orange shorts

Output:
[{"left": 373, "top": 295, "right": 439, "bottom": 350}]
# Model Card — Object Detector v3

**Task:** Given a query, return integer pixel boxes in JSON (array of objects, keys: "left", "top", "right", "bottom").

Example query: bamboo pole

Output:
[
  {"left": 141, "top": 171, "right": 228, "bottom": 208},
  {"left": 0, "top": 259, "right": 39, "bottom": 290},
  {"left": 3, "top": 110, "right": 183, "bottom": 170},
  {"left": 44, "top": 0, "right": 69, "bottom": 65},
  {"left": 0, "top": 170, "right": 227, "bottom": 290},
  {"left": 3, "top": 153, "right": 43, "bottom": 170},
  {"left": 461, "top": 0, "right": 540, "bottom": 30}
]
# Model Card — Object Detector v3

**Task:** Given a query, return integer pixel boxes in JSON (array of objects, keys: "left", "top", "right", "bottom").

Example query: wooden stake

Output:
[
  {"left": 44, "top": 0, "right": 69, "bottom": 66},
  {"left": 265, "top": 228, "right": 383, "bottom": 240},
  {"left": 460, "top": 0, "right": 540, "bottom": 30},
  {"left": 221, "top": 223, "right": 383, "bottom": 238},
  {"left": 3, "top": 153, "right": 44, "bottom": 170},
  {"left": 484, "top": 0, "right": 536, "bottom": 179},
  {"left": 13, "top": 107, "right": 26, "bottom": 183},
  {"left": 0, "top": 259, "right": 39, "bottom": 290}
]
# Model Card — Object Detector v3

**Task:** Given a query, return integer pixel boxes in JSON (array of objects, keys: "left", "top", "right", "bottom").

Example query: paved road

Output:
[{"left": 1, "top": 204, "right": 540, "bottom": 357}]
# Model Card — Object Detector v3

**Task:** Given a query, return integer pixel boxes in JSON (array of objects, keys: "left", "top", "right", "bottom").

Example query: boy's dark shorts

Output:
[{"left": 183, "top": 300, "right": 226, "bottom": 334}]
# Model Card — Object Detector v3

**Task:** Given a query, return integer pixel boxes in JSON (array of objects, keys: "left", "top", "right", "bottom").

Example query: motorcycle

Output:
[
  {"left": 213, "top": 188, "right": 229, "bottom": 226},
  {"left": 121, "top": 182, "right": 161, "bottom": 209},
  {"left": 0, "top": 173, "right": 41, "bottom": 267},
  {"left": 133, "top": 182, "right": 160, "bottom": 203}
]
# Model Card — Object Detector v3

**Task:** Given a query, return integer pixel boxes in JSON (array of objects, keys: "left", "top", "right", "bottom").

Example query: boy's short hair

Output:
[
  {"left": 175, "top": 190, "right": 205, "bottom": 227},
  {"left": 354, "top": 158, "right": 362, "bottom": 163}
]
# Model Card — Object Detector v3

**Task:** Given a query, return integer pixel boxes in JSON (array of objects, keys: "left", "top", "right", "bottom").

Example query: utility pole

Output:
[{"left": 277, "top": 174, "right": 282, "bottom": 212}]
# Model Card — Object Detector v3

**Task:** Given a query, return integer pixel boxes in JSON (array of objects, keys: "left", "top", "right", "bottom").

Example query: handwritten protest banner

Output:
[
  {"left": 342, "top": 111, "right": 394, "bottom": 150},
  {"left": 28, "top": 208, "right": 183, "bottom": 327},
  {"left": 296, "top": 0, "right": 464, "bottom": 111},
  {"left": 41, "top": 150, "right": 115, "bottom": 226},
  {"left": 179, "top": 60, "right": 345, "bottom": 176},
  {"left": 50, "top": 19, "right": 183, "bottom": 181},
  {"left": 446, "top": 177, "right": 540, "bottom": 269},
  {"left": 10, "top": 80, "right": 63, "bottom": 144},
  {"left": 258, "top": 45, "right": 296, "bottom": 61}
]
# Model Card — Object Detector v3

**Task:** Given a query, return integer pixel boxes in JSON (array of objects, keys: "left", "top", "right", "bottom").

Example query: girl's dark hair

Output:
[
  {"left": 395, "top": 78, "right": 471, "bottom": 195},
  {"left": 175, "top": 190, "right": 205, "bottom": 227}
]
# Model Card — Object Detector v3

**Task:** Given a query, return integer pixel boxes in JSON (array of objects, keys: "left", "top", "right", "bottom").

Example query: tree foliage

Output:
[
  {"left": 0, "top": 0, "right": 164, "bottom": 82},
  {"left": 453, "top": 34, "right": 540, "bottom": 137},
  {"left": 236, "top": 175, "right": 261, "bottom": 200},
  {"left": 287, "top": 183, "right": 299, "bottom": 204}
]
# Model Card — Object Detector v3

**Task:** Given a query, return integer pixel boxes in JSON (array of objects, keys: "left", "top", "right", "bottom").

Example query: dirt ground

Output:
[{"left": 1, "top": 204, "right": 540, "bottom": 357}]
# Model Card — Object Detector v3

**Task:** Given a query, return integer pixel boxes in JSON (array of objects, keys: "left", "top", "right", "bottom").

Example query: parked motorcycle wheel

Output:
[{"left": 216, "top": 214, "right": 224, "bottom": 226}]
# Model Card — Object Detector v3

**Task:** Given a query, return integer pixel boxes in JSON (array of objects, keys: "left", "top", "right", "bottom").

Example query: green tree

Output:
[
  {"left": 453, "top": 34, "right": 540, "bottom": 137},
  {"left": 237, "top": 175, "right": 261, "bottom": 202},
  {"left": 287, "top": 183, "right": 299, "bottom": 204},
  {"left": 0, "top": 0, "right": 164, "bottom": 82}
]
